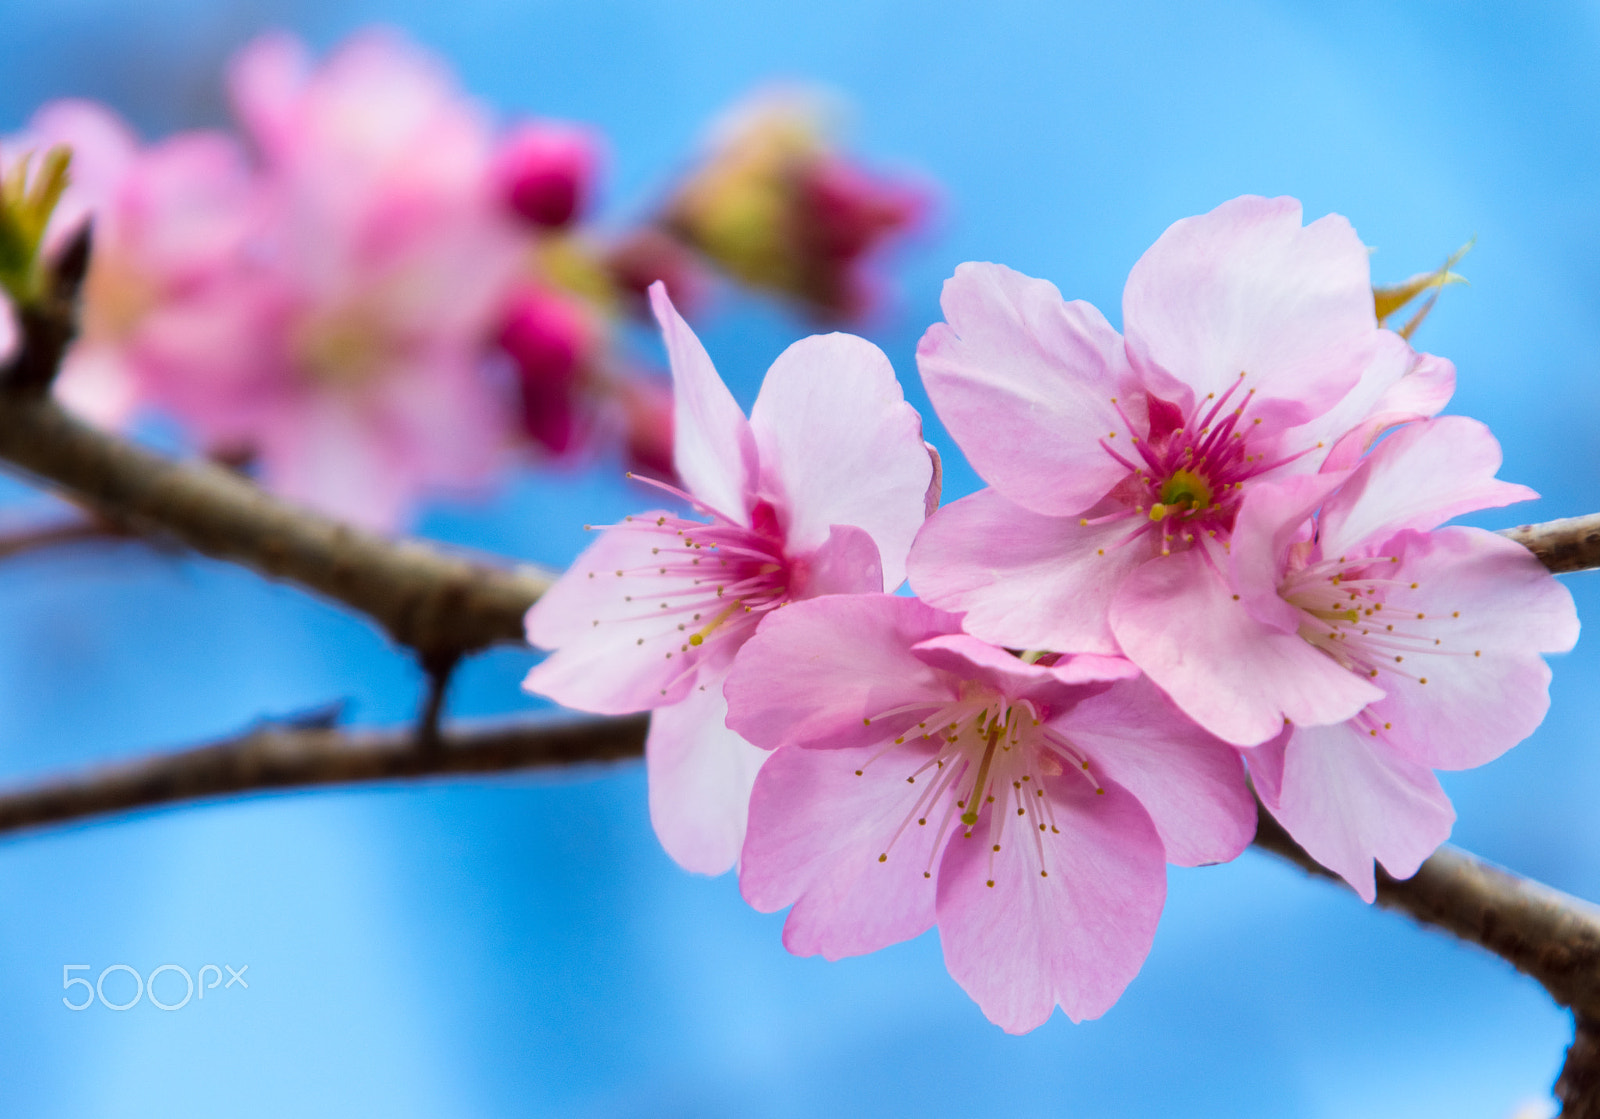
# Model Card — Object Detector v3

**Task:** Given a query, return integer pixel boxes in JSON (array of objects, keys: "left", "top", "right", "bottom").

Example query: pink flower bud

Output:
[
  {"left": 797, "top": 157, "right": 924, "bottom": 263},
  {"left": 497, "top": 286, "right": 593, "bottom": 454},
  {"left": 492, "top": 122, "right": 600, "bottom": 229},
  {"left": 604, "top": 227, "right": 709, "bottom": 319}
]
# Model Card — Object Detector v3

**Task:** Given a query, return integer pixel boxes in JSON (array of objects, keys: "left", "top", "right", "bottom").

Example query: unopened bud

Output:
[{"left": 492, "top": 122, "right": 601, "bottom": 230}]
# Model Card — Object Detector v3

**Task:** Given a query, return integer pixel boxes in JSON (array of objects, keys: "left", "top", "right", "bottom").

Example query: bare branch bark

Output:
[
  {"left": 0, "top": 713, "right": 647, "bottom": 836},
  {"left": 1502, "top": 514, "right": 1600, "bottom": 575},
  {"left": 0, "top": 392, "right": 553, "bottom": 659},
  {"left": 1253, "top": 801, "right": 1600, "bottom": 1019}
]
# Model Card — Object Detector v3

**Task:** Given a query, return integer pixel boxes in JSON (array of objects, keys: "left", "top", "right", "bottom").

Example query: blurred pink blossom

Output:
[
  {"left": 3, "top": 101, "right": 256, "bottom": 429},
  {"left": 133, "top": 30, "right": 526, "bottom": 530}
]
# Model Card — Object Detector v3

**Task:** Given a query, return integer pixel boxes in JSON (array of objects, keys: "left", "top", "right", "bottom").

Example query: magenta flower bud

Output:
[
  {"left": 492, "top": 121, "right": 600, "bottom": 229},
  {"left": 497, "top": 287, "right": 588, "bottom": 389},
  {"left": 798, "top": 157, "right": 925, "bottom": 262},
  {"left": 497, "top": 287, "right": 593, "bottom": 454}
]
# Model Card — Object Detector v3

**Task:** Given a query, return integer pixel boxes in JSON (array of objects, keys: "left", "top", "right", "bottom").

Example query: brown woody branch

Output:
[
  {"left": 0, "top": 391, "right": 553, "bottom": 659},
  {"left": 1252, "top": 802, "right": 1600, "bottom": 1020},
  {"left": 0, "top": 713, "right": 647, "bottom": 836},
  {"left": 2, "top": 706, "right": 1598, "bottom": 1030},
  {"left": 1503, "top": 514, "right": 1600, "bottom": 575}
]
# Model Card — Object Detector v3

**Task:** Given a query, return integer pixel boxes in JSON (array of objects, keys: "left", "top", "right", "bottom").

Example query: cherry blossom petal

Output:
[
  {"left": 1057, "top": 677, "right": 1256, "bottom": 866},
  {"left": 791, "top": 523, "right": 884, "bottom": 600},
  {"left": 740, "top": 740, "right": 943, "bottom": 959},
  {"left": 1111, "top": 548, "right": 1383, "bottom": 745},
  {"left": 226, "top": 32, "right": 311, "bottom": 160},
  {"left": 1262, "top": 722, "right": 1456, "bottom": 902},
  {"left": 1365, "top": 527, "right": 1578, "bottom": 770},
  {"left": 1122, "top": 196, "right": 1377, "bottom": 427},
  {"left": 748, "top": 331, "right": 933, "bottom": 589},
  {"left": 936, "top": 773, "right": 1165, "bottom": 1031},
  {"left": 1320, "top": 347, "right": 1456, "bottom": 472},
  {"left": 723, "top": 594, "right": 957, "bottom": 753},
  {"left": 1230, "top": 471, "right": 1349, "bottom": 634},
  {"left": 1316, "top": 417, "right": 1537, "bottom": 559},
  {"left": 908, "top": 488, "right": 1145, "bottom": 655},
  {"left": 917, "top": 262, "right": 1129, "bottom": 516},
  {"left": 523, "top": 514, "right": 722, "bottom": 713},
  {"left": 647, "top": 670, "right": 769, "bottom": 876},
  {"left": 649, "top": 282, "right": 756, "bottom": 523}
]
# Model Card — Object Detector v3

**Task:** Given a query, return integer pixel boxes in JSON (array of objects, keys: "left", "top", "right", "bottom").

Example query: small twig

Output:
[
  {"left": 0, "top": 713, "right": 648, "bottom": 837},
  {"left": 415, "top": 654, "right": 460, "bottom": 754},
  {"left": 1, "top": 224, "right": 91, "bottom": 396},
  {"left": 0, "top": 514, "right": 125, "bottom": 561}
]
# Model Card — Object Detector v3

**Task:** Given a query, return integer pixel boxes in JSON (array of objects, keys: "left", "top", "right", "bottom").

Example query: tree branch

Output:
[
  {"left": 0, "top": 392, "right": 553, "bottom": 660},
  {"left": 1253, "top": 801, "right": 1600, "bottom": 1020},
  {"left": 1502, "top": 514, "right": 1600, "bottom": 576},
  {"left": 1, "top": 707, "right": 1597, "bottom": 1032},
  {"left": 0, "top": 713, "right": 647, "bottom": 836}
]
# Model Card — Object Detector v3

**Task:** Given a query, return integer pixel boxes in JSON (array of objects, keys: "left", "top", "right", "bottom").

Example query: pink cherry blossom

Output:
[
  {"left": 132, "top": 31, "right": 525, "bottom": 530},
  {"left": 523, "top": 283, "right": 937, "bottom": 874},
  {"left": 3, "top": 101, "right": 257, "bottom": 428},
  {"left": 1112, "top": 416, "right": 1577, "bottom": 897},
  {"left": 909, "top": 196, "right": 1448, "bottom": 656},
  {"left": 723, "top": 592, "right": 1254, "bottom": 1033}
]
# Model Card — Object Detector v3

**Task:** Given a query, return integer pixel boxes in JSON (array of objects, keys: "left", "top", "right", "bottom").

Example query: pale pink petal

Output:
[
  {"left": 723, "top": 594, "right": 957, "bottom": 753},
  {"left": 1264, "top": 722, "right": 1456, "bottom": 902},
  {"left": 936, "top": 773, "right": 1165, "bottom": 1030},
  {"left": 0, "top": 299, "right": 16, "bottom": 365},
  {"left": 227, "top": 32, "right": 311, "bottom": 159},
  {"left": 910, "top": 634, "right": 1136, "bottom": 704},
  {"left": 1111, "top": 548, "right": 1383, "bottom": 745},
  {"left": 923, "top": 441, "right": 944, "bottom": 518},
  {"left": 1320, "top": 347, "right": 1456, "bottom": 472},
  {"left": 1058, "top": 676, "right": 1256, "bottom": 867},
  {"left": 791, "top": 523, "right": 883, "bottom": 599},
  {"left": 261, "top": 395, "right": 412, "bottom": 530},
  {"left": 55, "top": 346, "right": 139, "bottom": 429},
  {"left": 740, "top": 740, "right": 943, "bottom": 958},
  {"left": 649, "top": 282, "right": 755, "bottom": 523},
  {"left": 523, "top": 515, "right": 729, "bottom": 713},
  {"left": 917, "top": 262, "right": 1129, "bottom": 516},
  {"left": 748, "top": 331, "right": 933, "bottom": 589},
  {"left": 24, "top": 100, "right": 138, "bottom": 239},
  {"left": 908, "top": 488, "right": 1146, "bottom": 655},
  {"left": 1229, "top": 471, "right": 1348, "bottom": 634},
  {"left": 1365, "top": 527, "right": 1578, "bottom": 770},
  {"left": 1317, "top": 417, "right": 1536, "bottom": 559},
  {"left": 1123, "top": 196, "right": 1377, "bottom": 426},
  {"left": 647, "top": 672, "right": 768, "bottom": 876}
]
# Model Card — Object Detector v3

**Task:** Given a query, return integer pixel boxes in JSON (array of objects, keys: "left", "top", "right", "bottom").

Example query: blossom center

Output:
[
  {"left": 856, "top": 692, "right": 1104, "bottom": 887},
  {"left": 585, "top": 476, "right": 794, "bottom": 695},
  {"left": 1279, "top": 554, "right": 1475, "bottom": 700}
]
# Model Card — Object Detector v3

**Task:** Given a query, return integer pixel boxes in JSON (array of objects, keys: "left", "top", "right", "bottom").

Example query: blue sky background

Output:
[{"left": 0, "top": 1, "right": 1598, "bottom": 1115}]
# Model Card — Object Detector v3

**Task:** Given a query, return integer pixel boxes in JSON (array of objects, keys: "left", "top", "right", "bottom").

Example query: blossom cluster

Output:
[
  {"left": 525, "top": 196, "right": 1579, "bottom": 1033},
  {"left": 0, "top": 30, "right": 925, "bottom": 530}
]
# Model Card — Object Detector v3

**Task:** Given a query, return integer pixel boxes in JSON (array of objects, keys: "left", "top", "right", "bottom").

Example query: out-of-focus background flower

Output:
[{"left": 0, "top": 2, "right": 1597, "bottom": 1116}]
